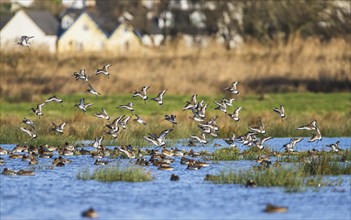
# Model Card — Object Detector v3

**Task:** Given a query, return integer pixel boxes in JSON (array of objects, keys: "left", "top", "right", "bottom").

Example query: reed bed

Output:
[
  {"left": 77, "top": 165, "right": 153, "bottom": 182},
  {"left": 1, "top": 37, "right": 350, "bottom": 100}
]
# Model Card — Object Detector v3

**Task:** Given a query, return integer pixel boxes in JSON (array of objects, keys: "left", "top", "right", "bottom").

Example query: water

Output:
[{"left": 1, "top": 137, "right": 350, "bottom": 219}]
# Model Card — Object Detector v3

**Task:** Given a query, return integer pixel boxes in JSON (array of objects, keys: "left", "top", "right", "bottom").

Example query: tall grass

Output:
[
  {"left": 1, "top": 37, "right": 350, "bottom": 100},
  {"left": 77, "top": 165, "right": 153, "bottom": 182}
]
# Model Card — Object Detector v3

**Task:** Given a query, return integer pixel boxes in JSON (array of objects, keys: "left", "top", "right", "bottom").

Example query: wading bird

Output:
[
  {"left": 152, "top": 90, "right": 167, "bottom": 106},
  {"left": 17, "top": 36, "right": 34, "bottom": 51},
  {"left": 96, "top": 64, "right": 112, "bottom": 77},
  {"left": 133, "top": 86, "right": 149, "bottom": 103},
  {"left": 224, "top": 81, "right": 239, "bottom": 94},
  {"left": 31, "top": 103, "right": 46, "bottom": 118},
  {"left": 94, "top": 108, "right": 110, "bottom": 120},
  {"left": 74, "top": 98, "right": 93, "bottom": 112},
  {"left": 20, "top": 118, "right": 35, "bottom": 129},
  {"left": 51, "top": 122, "right": 66, "bottom": 134},
  {"left": 20, "top": 127, "right": 37, "bottom": 139},
  {"left": 273, "top": 104, "right": 285, "bottom": 119}
]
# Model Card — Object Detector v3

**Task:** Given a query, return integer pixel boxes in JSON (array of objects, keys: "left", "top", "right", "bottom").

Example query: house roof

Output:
[
  {"left": 0, "top": 14, "right": 14, "bottom": 30},
  {"left": 24, "top": 10, "right": 59, "bottom": 35},
  {"left": 58, "top": 7, "right": 84, "bottom": 20},
  {"left": 58, "top": 9, "right": 141, "bottom": 39},
  {"left": 58, "top": 10, "right": 110, "bottom": 38}
]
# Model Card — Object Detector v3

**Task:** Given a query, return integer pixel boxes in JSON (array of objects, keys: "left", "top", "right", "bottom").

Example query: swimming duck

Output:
[
  {"left": 158, "top": 164, "right": 174, "bottom": 171},
  {"left": 263, "top": 203, "right": 288, "bottom": 213},
  {"left": 17, "top": 169, "right": 35, "bottom": 176},
  {"left": 94, "top": 159, "right": 109, "bottom": 165},
  {"left": 170, "top": 174, "right": 180, "bottom": 181},
  {"left": 82, "top": 207, "right": 98, "bottom": 218},
  {"left": 0, "top": 147, "right": 8, "bottom": 155},
  {"left": 245, "top": 179, "right": 257, "bottom": 187},
  {"left": 2, "top": 168, "right": 16, "bottom": 175}
]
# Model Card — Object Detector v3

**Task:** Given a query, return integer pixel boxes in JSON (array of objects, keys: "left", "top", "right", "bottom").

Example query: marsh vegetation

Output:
[
  {"left": 77, "top": 165, "right": 153, "bottom": 182},
  {"left": 1, "top": 93, "right": 350, "bottom": 145}
]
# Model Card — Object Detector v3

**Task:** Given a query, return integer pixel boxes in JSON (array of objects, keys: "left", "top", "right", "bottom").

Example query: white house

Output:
[
  {"left": 57, "top": 11, "right": 107, "bottom": 53},
  {"left": 108, "top": 23, "right": 143, "bottom": 54},
  {"left": 0, "top": 9, "right": 58, "bottom": 53}
]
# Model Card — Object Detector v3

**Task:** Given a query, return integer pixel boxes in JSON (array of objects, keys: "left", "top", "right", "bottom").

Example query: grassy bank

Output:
[
  {"left": 0, "top": 93, "right": 350, "bottom": 145},
  {"left": 1, "top": 37, "right": 350, "bottom": 101}
]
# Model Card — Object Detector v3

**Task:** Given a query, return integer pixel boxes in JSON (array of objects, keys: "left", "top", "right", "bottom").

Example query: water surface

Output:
[{"left": 1, "top": 137, "right": 350, "bottom": 219}]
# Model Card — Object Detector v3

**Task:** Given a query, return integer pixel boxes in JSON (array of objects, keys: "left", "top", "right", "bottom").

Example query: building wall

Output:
[
  {"left": 108, "top": 23, "right": 142, "bottom": 55},
  {"left": 58, "top": 13, "right": 107, "bottom": 53},
  {"left": 0, "top": 10, "right": 57, "bottom": 53}
]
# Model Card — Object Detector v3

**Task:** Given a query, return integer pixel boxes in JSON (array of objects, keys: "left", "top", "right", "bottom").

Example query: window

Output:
[{"left": 83, "top": 24, "right": 89, "bottom": 31}]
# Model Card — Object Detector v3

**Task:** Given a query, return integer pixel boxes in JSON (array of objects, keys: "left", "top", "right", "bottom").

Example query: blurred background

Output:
[{"left": 0, "top": 0, "right": 350, "bottom": 101}]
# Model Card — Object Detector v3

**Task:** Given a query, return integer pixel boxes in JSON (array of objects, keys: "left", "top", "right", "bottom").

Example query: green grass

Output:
[
  {"left": 206, "top": 152, "right": 350, "bottom": 191},
  {"left": 205, "top": 165, "right": 345, "bottom": 192},
  {"left": 206, "top": 168, "right": 306, "bottom": 188},
  {"left": 301, "top": 155, "right": 351, "bottom": 176},
  {"left": 212, "top": 146, "right": 273, "bottom": 161},
  {"left": 212, "top": 147, "right": 241, "bottom": 161},
  {"left": 2, "top": 92, "right": 350, "bottom": 117},
  {"left": 279, "top": 150, "right": 351, "bottom": 163},
  {"left": 1, "top": 93, "right": 350, "bottom": 144},
  {"left": 77, "top": 165, "right": 153, "bottom": 182}
]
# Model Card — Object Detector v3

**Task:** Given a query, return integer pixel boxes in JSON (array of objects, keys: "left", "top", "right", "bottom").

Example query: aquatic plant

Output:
[
  {"left": 280, "top": 150, "right": 351, "bottom": 163},
  {"left": 301, "top": 155, "right": 351, "bottom": 176},
  {"left": 241, "top": 147, "right": 272, "bottom": 160},
  {"left": 205, "top": 163, "right": 346, "bottom": 191},
  {"left": 212, "top": 147, "right": 241, "bottom": 161},
  {"left": 77, "top": 165, "right": 153, "bottom": 182},
  {"left": 206, "top": 167, "right": 306, "bottom": 189}
]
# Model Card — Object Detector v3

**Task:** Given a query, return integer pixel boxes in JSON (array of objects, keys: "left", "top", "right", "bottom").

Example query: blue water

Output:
[{"left": 1, "top": 137, "right": 350, "bottom": 219}]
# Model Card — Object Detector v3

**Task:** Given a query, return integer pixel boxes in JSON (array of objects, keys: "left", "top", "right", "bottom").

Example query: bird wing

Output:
[
  {"left": 142, "top": 86, "right": 149, "bottom": 95},
  {"left": 85, "top": 103, "right": 93, "bottom": 108},
  {"left": 38, "top": 103, "right": 46, "bottom": 111},
  {"left": 273, "top": 108, "right": 282, "bottom": 115},
  {"left": 234, "top": 107, "right": 242, "bottom": 116},
  {"left": 102, "top": 108, "right": 108, "bottom": 116},
  {"left": 88, "top": 84, "right": 94, "bottom": 90},
  {"left": 232, "top": 81, "right": 238, "bottom": 89},
  {"left": 20, "top": 127, "right": 34, "bottom": 137},
  {"left": 160, "top": 90, "right": 167, "bottom": 97},
  {"left": 280, "top": 105, "right": 285, "bottom": 114},
  {"left": 159, "top": 128, "right": 173, "bottom": 140},
  {"left": 59, "top": 122, "right": 66, "bottom": 129},
  {"left": 79, "top": 98, "right": 85, "bottom": 106}
]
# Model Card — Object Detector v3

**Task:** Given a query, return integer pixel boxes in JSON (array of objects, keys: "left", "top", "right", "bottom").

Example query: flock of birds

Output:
[
  {"left": 17, "top": 63, "right": 339, "bottom": 154},
  {"left": 13, "top": 35, "right": 341, "bottom": 152},
  {"left": 2, "top": 34, "right": 344, "bottom": 218},
  {"left": 6, "top": 36, "right": 344, "bottom": 162},
  {"left": 12, "top": 35, "right": 343, "bottom": 158}
]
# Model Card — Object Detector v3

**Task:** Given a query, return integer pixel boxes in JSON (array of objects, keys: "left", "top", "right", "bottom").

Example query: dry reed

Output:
[{"left": 0, "top": 36, "right": 350, "bottom": 101}]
